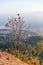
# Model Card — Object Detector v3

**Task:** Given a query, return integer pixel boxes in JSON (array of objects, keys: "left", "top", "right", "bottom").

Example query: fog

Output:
[{"left": 0, "top": 12, "right": 43, "bottom": 33}]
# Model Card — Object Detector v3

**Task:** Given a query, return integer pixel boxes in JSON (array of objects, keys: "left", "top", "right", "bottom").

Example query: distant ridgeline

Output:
[
  {"left": 0, "top": 27, "right": 12, "bottom": 34},
  {"left": 0, "top": 29, "right": 43, "bottom": 48},
  {"left": 0, "top": 27, "right": 43, "bottom": 49}
]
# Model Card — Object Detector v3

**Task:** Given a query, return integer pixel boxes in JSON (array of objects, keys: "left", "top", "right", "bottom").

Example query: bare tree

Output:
[{"left": 5, "top": 14, "right": 25, "bottom": 49}]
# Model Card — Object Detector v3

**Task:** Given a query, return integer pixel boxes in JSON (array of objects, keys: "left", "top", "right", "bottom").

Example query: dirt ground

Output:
[{"left": 0, "top": 50, "right": 29, "bottom": 65}]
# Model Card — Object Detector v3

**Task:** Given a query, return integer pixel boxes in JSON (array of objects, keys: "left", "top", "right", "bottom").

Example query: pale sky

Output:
[{"left": 0, "top": 0, "right": 43, "bottom": 14}]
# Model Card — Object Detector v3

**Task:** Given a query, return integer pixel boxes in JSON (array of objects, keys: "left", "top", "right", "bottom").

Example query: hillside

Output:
[
  {"left": 0, "top": 35, "right": 43, "bottom": 65},
  {"left": 0, "top": 50, "right": 28, "bottom": 65}
]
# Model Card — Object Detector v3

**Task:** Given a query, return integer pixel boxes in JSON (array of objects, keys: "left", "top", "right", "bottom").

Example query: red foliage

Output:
[
  {"left": 5, "top": 23, "right": 9, "bottom": 27},
  {"left": 17, "top": 14, "right": 20, "bottom": 16},
  {"left": 18, "top": 17, "right": 21, "bottom": 19}
]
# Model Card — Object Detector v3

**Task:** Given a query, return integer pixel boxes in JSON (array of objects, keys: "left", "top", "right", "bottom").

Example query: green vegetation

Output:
[{"left": 0, "top": 36, "right": 43, "bottom": 65}]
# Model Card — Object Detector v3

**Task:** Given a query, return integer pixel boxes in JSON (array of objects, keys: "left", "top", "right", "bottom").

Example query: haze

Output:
[{"left": 0, "top": 0, "right": 43, "bottom": 33}]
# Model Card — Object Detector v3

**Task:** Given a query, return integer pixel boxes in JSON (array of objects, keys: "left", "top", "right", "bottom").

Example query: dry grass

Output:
[{"left": 0, "top": 50, "right": 29, "bottom": 65}]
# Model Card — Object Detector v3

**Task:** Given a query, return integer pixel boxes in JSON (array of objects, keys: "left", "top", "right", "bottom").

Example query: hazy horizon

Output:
[
  {"left": 0, "top": 0, "right": 43, "bottom": 33},
  {"left": 0, "top": 12, "right": 43, "bottom": 33}
]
